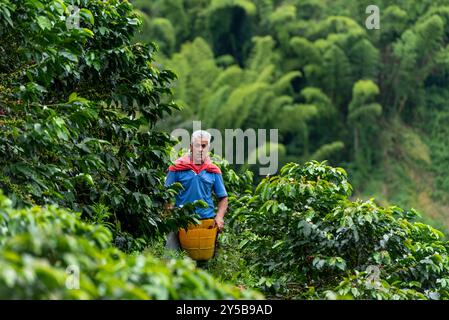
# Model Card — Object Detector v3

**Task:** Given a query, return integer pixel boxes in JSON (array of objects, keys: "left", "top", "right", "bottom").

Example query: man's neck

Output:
[{"left": 190, "top": 155, "right": 205, "bottom": 165}]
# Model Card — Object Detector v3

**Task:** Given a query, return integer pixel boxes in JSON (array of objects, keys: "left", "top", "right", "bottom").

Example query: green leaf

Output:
[
  {"left": 98, "top": 27, "right": 107, "bottom": 35},
  {"left": 271, "top": 241, "right": 284, "bottom": 249},
  {"left": 68, "top": 92, "right": 78, "bottom": 103},
  {"left": 37, "top": 15, "right": 51, "bottom": 30},
  {"left": 80, "top": 8, "right": 94, "bottom": 25},
  {"left": 81, "top": 28, "right": 94, "bottom": 38},
  {"left": 127, "top": 18, "right": 140, "bottom": 25},
  {"left": 60, "top": 51, "right": 78, "bottom": 63}
]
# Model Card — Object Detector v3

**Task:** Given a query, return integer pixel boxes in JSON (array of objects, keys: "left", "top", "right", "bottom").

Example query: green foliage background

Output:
[{"left": 1, "top": 0, "right": 449, "bottom": 300}]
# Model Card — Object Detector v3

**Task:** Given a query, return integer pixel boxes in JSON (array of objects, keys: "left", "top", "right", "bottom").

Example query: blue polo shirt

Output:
[{"left": 165, "top": 170, "right": 228, "bottom": 219}]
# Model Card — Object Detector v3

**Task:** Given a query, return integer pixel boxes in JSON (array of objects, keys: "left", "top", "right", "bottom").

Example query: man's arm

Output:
[
  {"left": 214, "top": 196, "right": 228, "bottom": 231},
  {"left": 213, "top": 173, "right": 228, "bottom": 232}
]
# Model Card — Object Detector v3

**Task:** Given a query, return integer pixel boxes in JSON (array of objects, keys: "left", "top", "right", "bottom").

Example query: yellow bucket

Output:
[{"left": 178, "top": 219, "right": 217, "bottom": 261}]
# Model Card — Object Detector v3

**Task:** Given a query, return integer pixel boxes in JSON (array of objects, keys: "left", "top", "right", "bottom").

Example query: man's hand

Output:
[
  {"left": 162, "top": 202, "right": 174, "bottom": 218},
  {"left": 214, "top": 216, "right": 225, "bottom": 232},
  {"left": 215, "top": 196, "right": 228, "bottom": 232}
]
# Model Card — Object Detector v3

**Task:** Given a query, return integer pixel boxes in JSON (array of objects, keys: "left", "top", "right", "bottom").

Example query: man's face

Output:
[{"left": 190, "top": 138, "right": 209, "bottom": 164}]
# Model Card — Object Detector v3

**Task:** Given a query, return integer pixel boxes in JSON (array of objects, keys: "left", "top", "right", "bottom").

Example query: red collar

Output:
[{"left": 168, "top": 155, "right": 222, "bottom": 174}]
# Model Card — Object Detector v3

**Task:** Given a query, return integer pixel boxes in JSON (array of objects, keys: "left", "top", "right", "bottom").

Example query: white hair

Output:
[{"left": 191, "top": 130, "right": 211, "bottom": 144}]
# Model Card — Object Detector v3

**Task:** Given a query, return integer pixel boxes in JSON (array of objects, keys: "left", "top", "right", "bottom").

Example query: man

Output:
[{"left": 164, "top": 130, "right": 228, "bottom": 250}]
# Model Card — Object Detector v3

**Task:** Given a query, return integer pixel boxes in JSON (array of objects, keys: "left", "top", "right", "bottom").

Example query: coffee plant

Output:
[{"left": 232, "top": 161, "right": 449, "bottom": 299}]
